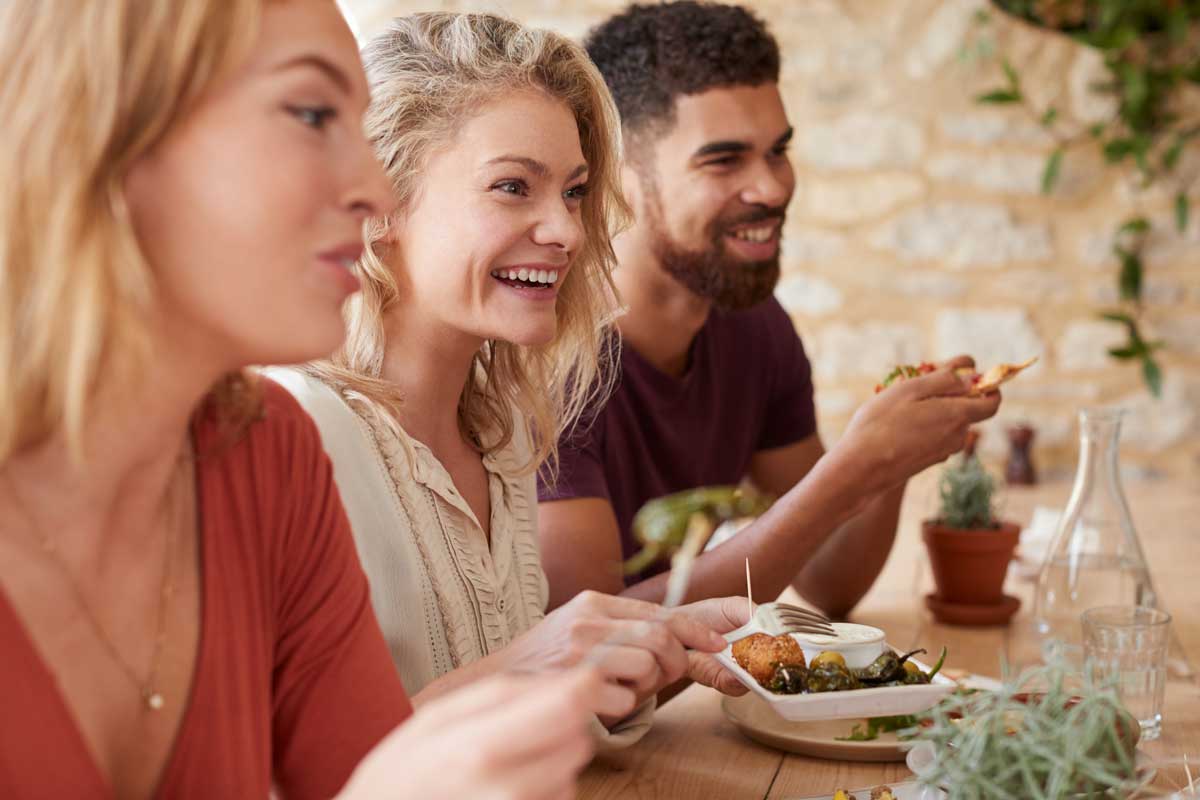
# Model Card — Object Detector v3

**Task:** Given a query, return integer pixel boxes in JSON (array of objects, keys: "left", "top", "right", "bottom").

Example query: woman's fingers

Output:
[{"left": 687, "top": 651, "right": 748, "bottom": 696}]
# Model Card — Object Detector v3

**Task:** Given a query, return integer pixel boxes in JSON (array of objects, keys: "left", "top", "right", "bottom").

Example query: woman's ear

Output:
[{"left": 375, "top": 212, "right": 404, "bottom": 245}]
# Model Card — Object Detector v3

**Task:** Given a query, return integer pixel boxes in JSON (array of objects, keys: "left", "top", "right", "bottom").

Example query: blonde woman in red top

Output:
[{"left": 0, "top": 1, "right": 632, "bottom": 798}]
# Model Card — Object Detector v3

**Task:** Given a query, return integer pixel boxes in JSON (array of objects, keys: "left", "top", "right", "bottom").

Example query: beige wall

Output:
[{"left": 342, "top": 0, "right": 1200, "bottom": 478}]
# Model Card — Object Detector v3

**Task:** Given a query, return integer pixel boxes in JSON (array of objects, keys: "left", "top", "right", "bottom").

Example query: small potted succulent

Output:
[{"left": 922, "top": 447, "right": 1021, "bottom": 620}]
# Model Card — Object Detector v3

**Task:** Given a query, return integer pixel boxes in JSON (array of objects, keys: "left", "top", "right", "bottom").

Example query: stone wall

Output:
[{"left": 342, "top": 0, "right": 1200, "bottom": 477}]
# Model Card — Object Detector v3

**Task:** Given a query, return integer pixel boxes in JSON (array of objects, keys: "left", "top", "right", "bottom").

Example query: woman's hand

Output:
[
  {"left": 674, "top": 596, "right": 752, "bottom": 696},
  {"left": 502, "top": 590, "right": 752, "bottom": 714},
  {"left": 501, "top": 590, "right": 728, "bottom": 717},
  {"left": 341, "top": 668, "right": 633, "bottom": 800}
]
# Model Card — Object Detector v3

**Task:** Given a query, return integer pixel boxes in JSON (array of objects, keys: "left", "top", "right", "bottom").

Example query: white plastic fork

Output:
[{"left": 722, "top": 601, "right": 836, "bottom": 643}]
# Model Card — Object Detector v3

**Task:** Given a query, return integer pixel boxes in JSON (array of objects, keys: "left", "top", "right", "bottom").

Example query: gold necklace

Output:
[{"left": 2, "top": 455, "right": 188, "bottom": 712}]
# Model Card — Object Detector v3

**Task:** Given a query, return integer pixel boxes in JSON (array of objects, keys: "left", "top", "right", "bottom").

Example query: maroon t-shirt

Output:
[{"left": 539, "top": 297, "right": 817, "bottom": 583}]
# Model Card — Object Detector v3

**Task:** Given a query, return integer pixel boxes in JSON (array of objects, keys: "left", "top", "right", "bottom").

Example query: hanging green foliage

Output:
[{"left": 973, "top": 0, "right": 1200, "bottom": 397}]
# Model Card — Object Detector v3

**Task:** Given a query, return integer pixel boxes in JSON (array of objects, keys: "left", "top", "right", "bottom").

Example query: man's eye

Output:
[
  {"left": 288, "top": 105, "right": 337, "bottom": 130},
  {"left": 704, "top": 156, "right": 739, "bottom": 167}
]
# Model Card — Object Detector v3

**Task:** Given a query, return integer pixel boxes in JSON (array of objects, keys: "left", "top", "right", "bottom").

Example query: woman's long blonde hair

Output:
[
  {"left": 307, "top": 12, "right": 627, "bottom": 479},
  {"left": 0, "top": 0, "right": 263, "bottom": 463}
]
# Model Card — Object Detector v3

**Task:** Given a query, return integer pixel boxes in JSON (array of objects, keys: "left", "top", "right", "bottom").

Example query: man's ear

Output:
[{"left": 619, "top": 162, "right": 646, "bottom": 211}]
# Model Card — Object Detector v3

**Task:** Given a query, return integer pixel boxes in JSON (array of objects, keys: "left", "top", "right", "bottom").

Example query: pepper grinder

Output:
[{"left": 1005, "top": 423, "right": 1037, "bottom": 485}]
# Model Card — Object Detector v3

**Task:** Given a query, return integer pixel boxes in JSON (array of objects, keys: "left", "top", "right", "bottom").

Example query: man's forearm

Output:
[
  {"left": 791, "top": 482, "right": 906, "bottom": 619},
  {"left": 620, "top": 447, "right": 876, "bottom": 605}
]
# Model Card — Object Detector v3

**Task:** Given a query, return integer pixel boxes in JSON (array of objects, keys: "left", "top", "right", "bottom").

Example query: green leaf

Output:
[
  {"left": 1120, "top": 64, "right": 1150, "bottom": 120},
  {"left": 976, "top": 89, "right": 1022, "bottom": 104},
  {"left": 1002, "top": 59, "right": 1021, "bottom": 92},
  {"left": 1089, "top": 123, "right": 1107, "bottom": 139},
  {"left": 1119, "top": 250, "right": 1143, "bottom": 301},
  {"left": 1100, "top": 310, "right": 1135, "bottom": 327},
  {"left": 1176, "top": 193, "right": 1190, "bottom": 233},
  {"left": 1163, "top": 140, "right": 1184, "bottom": 171},
  {"left": 1104, "top": 138, "right": 1137, "bottom": 163},
  {"left": 1166, "top": 6, "right": 1190, "bottom": 42},
  {"left": 1108, "top": 346, "right": 1143, "bottom": 360},
  {"left": 1040, "top": 107, "right": 1058, "bottom": 128},
  {"left": 1117, "top": 217, "right": 1150, "bottom": 236},
  {"left": 1041, "top": 149, "right": 1063, "bottom": 194},
  {"left": 1142, "top": 355, "right": 1163, "bottom": 398}
]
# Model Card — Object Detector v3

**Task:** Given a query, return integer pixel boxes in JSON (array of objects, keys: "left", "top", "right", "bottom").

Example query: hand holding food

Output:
[
  {"left": 674, "top": 596, "right": 755, "bottom": 696},
  {"left": 874, "top": 356, "right": 1037, "bottom": 396},
  {"left": 499, "top": 590, "right": 734, "bottom": 713},
  {"left": 837, "top": 362, "right": 1002, "bottom": 495},
  {"left": 340, "top": 669, "right": 631, "bottom": 800}
]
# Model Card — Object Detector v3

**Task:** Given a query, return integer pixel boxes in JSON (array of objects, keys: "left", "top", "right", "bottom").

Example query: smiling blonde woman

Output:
[{"left": 270, "top": 11, "right": 749, "bottom": 749}]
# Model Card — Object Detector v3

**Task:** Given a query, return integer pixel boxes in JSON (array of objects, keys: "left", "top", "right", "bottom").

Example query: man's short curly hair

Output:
[{"left": 584, "top": 1, "right": 780, "bottom": 141}]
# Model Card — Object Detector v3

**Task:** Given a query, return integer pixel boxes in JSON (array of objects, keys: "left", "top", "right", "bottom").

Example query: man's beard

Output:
[{"left": 649, "top": 205, "right": 784, "bottom": 311}]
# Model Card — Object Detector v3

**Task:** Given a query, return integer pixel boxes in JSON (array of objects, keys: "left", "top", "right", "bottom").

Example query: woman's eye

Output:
[
  {"left": 564, "top": 184, "right": 589, "bottom": 201},
  {"left": 493, "top": 179, "right": 529, "bottom": 196},
  {"left": 288, "top": 105, "right": 337, "bottom": 130}
]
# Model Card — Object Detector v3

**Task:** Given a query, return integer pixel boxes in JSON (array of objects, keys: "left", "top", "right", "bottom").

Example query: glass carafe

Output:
[{"left": 1033, "top": 408, "right": 1157, "bottom": 661}]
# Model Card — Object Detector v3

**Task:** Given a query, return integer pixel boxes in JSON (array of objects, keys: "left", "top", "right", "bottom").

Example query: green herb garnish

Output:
[
  {"left": 836, "top": 714, "right": 920, "bottom": 742},
  {"left": 926, "top": 646, "right": 947, "bottom": 681}
]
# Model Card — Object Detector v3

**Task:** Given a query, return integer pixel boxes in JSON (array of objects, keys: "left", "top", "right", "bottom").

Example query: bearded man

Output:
[{"left": 537, "top": 1, "right": 1001, "bottom": 618}]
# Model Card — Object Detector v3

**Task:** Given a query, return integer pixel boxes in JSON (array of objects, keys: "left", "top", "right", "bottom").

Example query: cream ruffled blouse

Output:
[{"left": 267, "top": 369, "right": 652, "bottom": 748}]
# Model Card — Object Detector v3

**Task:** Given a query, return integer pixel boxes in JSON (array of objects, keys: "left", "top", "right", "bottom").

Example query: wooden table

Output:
[{"left": 578, "top": 473, "right": 1200, "bottom": 799}]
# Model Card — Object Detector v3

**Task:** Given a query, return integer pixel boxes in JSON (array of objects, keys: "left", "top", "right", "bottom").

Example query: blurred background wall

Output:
[{"left": 340, "top": 0, "right": 1200, "bottom": 478}]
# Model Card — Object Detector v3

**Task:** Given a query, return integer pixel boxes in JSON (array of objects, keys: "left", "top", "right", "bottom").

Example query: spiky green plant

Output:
[
  {"left": 937, "top": 454, "right": 998, "bottom": 530},
  {"left": 915, "top": 661, "right": 1142, "bottom": 799}
]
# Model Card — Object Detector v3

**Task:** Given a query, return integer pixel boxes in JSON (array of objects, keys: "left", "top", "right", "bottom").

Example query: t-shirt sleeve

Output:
[
  {"left": 537, "top": 410, "right": 611, "bottom": 503},
  {"left": 757, "top": 299, "right": 818, "bottom": 451},
  {"left": 264, "top": 386, "right": 413, "bottom": 800}
]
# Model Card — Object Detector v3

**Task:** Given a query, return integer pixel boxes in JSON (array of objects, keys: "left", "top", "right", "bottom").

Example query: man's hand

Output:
[{"left": 835, "top": 356, "right": 1001, "bottom": 497}]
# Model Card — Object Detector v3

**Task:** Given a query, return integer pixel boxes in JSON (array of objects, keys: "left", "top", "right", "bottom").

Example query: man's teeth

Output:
[
  {"left": 731, "top": 226, "right": 775, "bottom": 243},
  {"left": 490, "top": 268, "right": 560, "bottom": 286}
]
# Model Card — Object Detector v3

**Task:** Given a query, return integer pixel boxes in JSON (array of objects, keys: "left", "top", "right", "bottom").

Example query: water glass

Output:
[{"left": 1082, "top": 605, "right": 1171, "bottom": 741}]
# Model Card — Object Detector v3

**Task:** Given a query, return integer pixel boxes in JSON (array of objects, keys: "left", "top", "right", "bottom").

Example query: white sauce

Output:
[{"left": 798, "top": 622, "right": 884, "bottom": 646}]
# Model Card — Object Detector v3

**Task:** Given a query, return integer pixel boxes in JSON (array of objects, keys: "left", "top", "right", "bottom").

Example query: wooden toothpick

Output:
[{"left": 745, "top": 557, "right": 754, "bottom": 621}]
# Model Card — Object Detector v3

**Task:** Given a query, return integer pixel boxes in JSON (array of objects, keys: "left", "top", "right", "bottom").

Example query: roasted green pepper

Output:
[
  {"left": 855, "top": 648, "right": 927, "bottom": 685},
  {"left": 624, "top": 486, "right": 773, "bottom": 574},
  {"left": 806, "top": 660, "right": 862, "bottom": 693},
  {"left": 766, "top": 663, "right": 808, "bottom": 694}
]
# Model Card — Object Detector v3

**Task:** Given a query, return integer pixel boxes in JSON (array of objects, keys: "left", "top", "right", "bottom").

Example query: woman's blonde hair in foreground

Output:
[
  {"left": 306, "top": 12, "right": 628, "bottom": 481},
  {"left": 0, "top": 0, "right": 262, "bottom": 463}
]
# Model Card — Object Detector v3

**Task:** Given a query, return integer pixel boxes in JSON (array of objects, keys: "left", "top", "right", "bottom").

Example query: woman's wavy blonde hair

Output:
[
  {"left": 307, "top": 12, "right": 627, "bottom": 480},
  {"left": 0, "top": 0, "right": 264, "bottom": 463}
]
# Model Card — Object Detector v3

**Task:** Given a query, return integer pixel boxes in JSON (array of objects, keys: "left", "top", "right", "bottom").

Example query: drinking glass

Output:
[{"left": 1082, "top": 605, "right": 1172, "bottom": 741}]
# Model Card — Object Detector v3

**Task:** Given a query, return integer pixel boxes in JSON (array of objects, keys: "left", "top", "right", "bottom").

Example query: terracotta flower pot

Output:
[{"left": 922, "top": 520, "right": 1021, "bottom": 605}]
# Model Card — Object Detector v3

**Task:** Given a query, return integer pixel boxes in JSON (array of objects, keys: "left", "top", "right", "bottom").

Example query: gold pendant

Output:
[{"left": 146, "top": 692, "right": 164, "bottom": 711}]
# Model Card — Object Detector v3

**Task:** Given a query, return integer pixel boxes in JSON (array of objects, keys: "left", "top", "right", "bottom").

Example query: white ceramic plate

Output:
[
  {"left": 786, "top": 780, "right": 945, "bottom": 800},
  {"left": 714, "top": 641, "right": 956, "bottom": 722},
  {"left": 721, "top": 693, "right": 913, "bottom": 762}
]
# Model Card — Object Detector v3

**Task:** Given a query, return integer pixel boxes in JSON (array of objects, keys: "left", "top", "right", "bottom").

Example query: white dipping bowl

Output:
[{"left": 794, "top": 622, "right": 887, "bottom": 670}]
